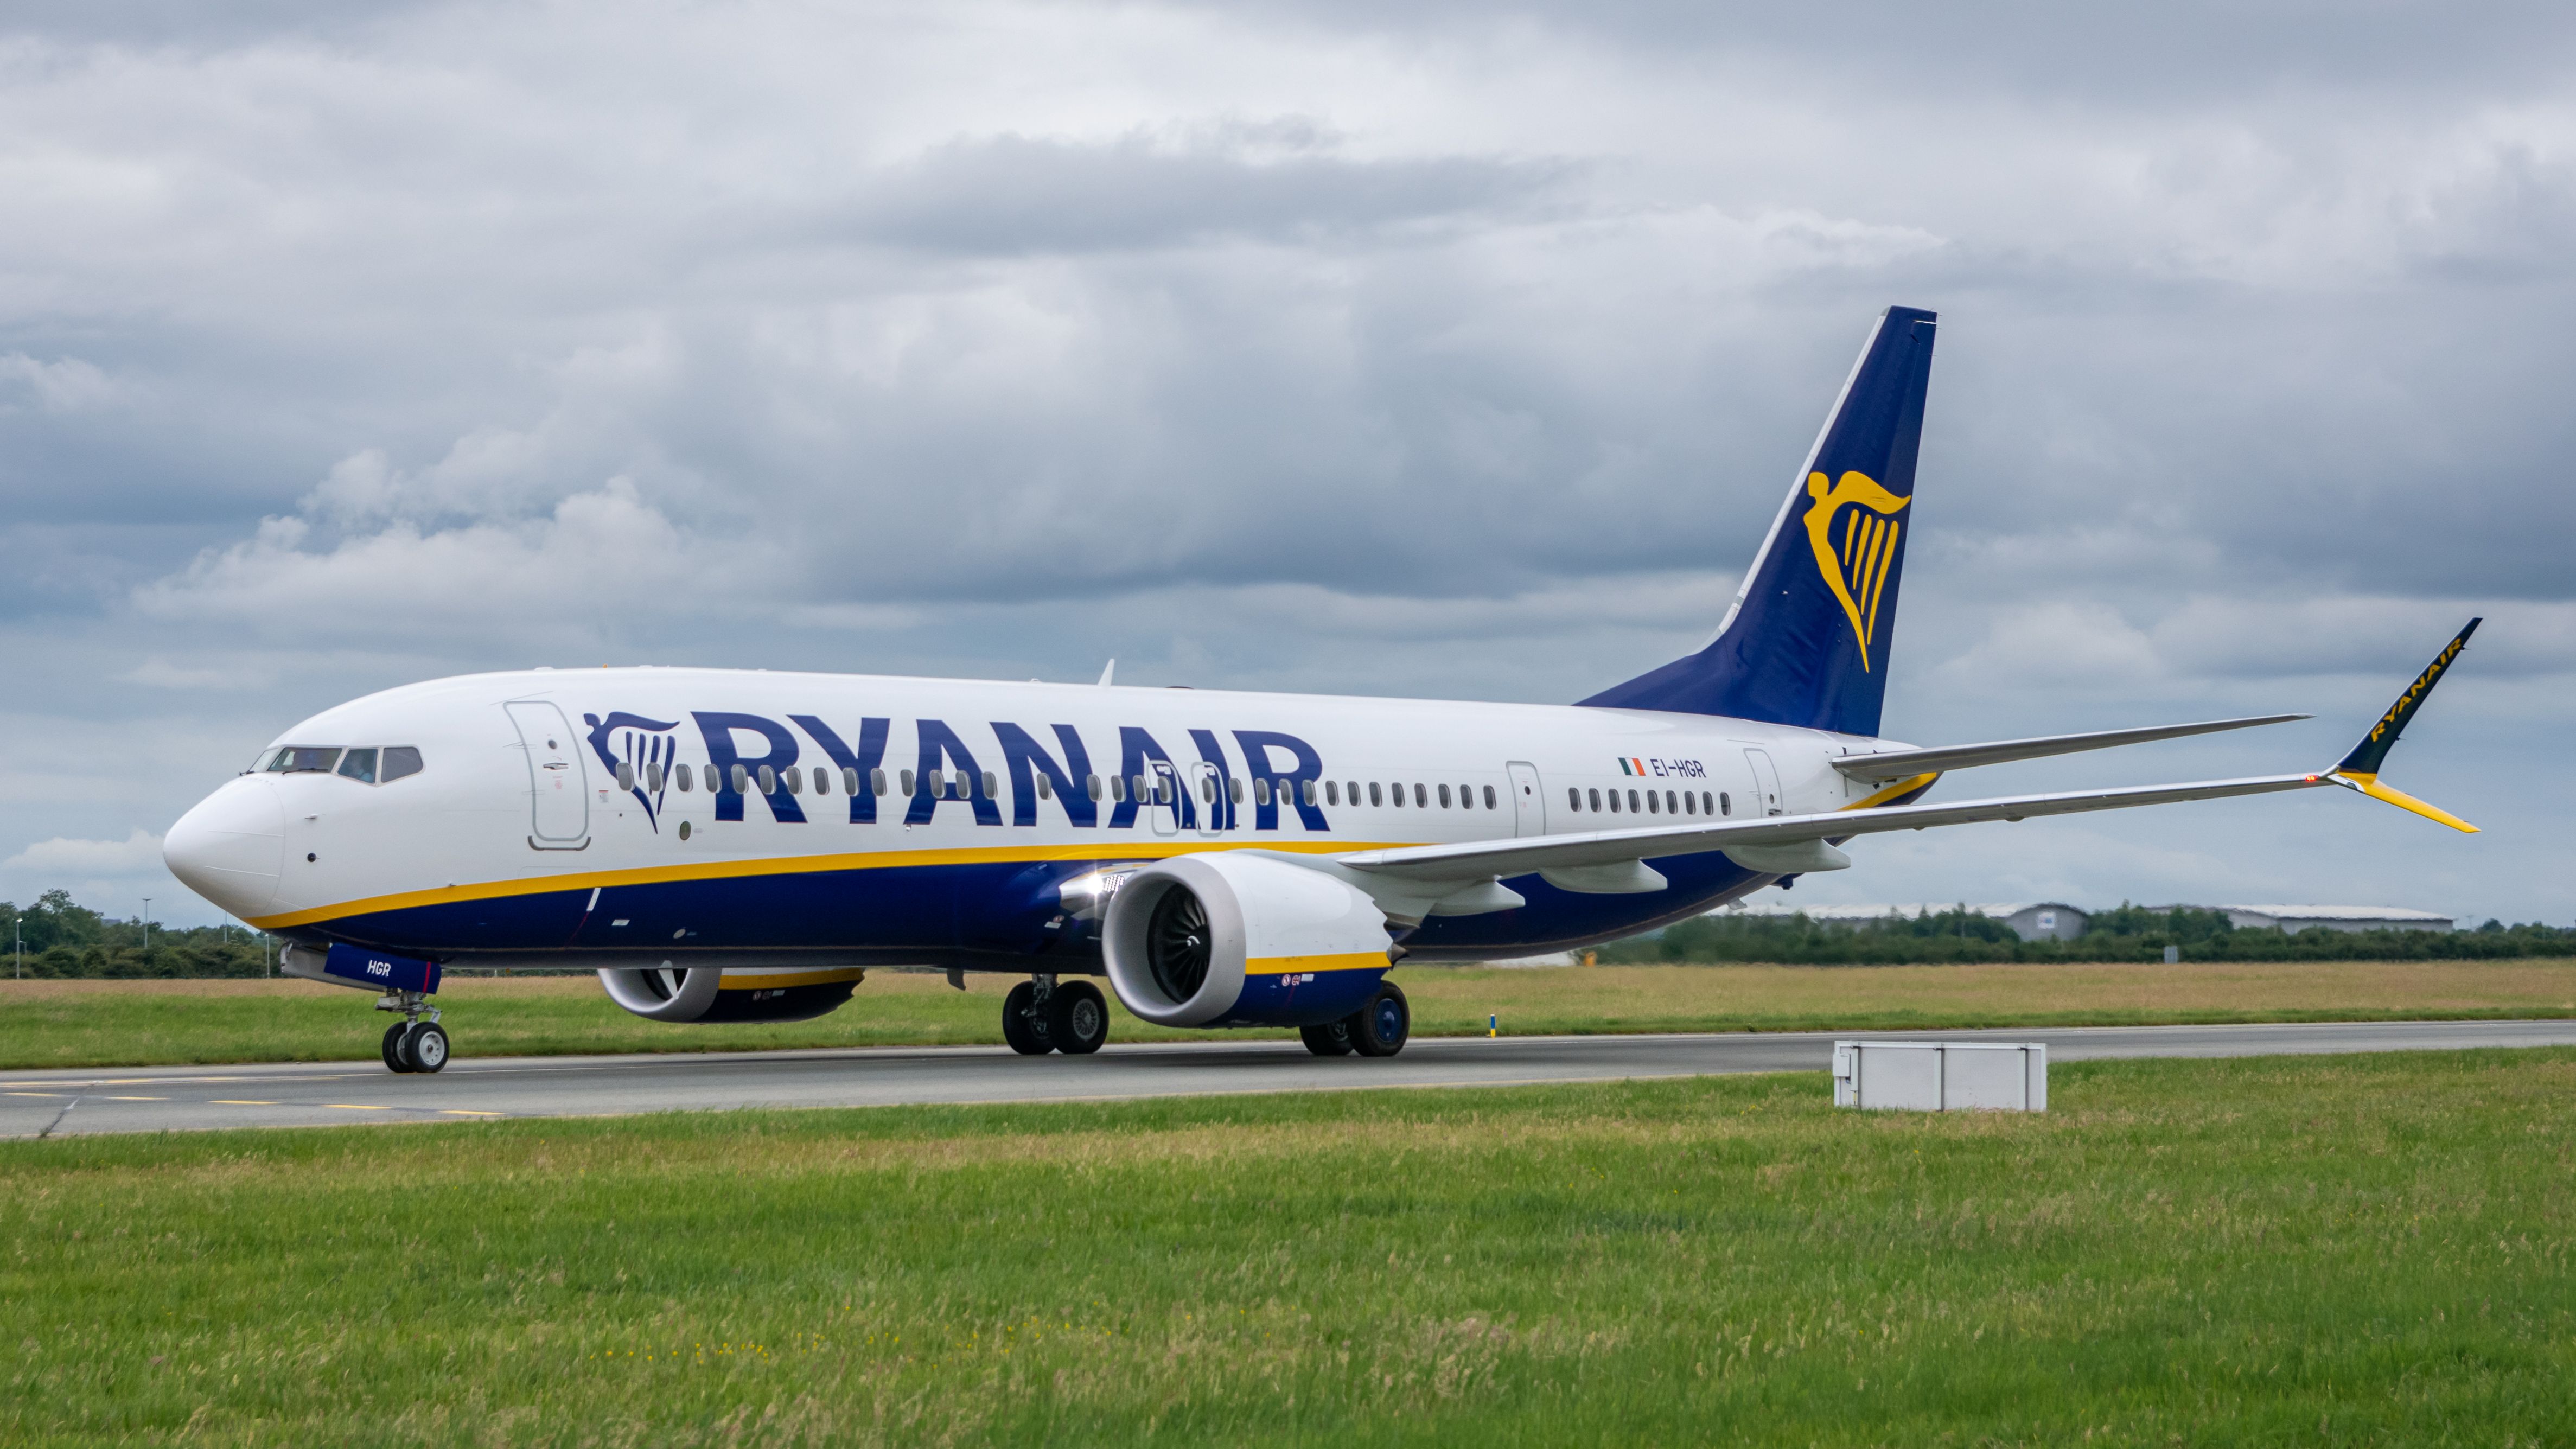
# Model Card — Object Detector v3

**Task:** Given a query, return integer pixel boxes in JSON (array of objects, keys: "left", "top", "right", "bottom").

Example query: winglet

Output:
[
  {"left": 2326, "top": 618, "right": 2481, "bottom": 832},
  {"left": 1096, "top": 659, "right": 1116, "bottom": 687}
]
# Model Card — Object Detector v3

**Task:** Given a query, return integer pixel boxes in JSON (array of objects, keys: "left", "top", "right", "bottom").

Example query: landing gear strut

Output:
[
  {"left": 1003, "top": 975, "right": 1110, "bottom": 1056},
  {"left": 378, "top": 991, "right": 448, "bottom": 1074}
]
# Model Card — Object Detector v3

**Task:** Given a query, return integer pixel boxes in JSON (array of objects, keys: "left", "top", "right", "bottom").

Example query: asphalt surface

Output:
[{"left": 7, "top": 1019, "right": 2574, "bottom": 1138}]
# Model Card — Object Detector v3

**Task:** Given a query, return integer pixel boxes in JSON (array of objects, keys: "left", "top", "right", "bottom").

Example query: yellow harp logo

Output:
[{"left": 1801, "top": 469, "right": 1911, "bottom": 672}]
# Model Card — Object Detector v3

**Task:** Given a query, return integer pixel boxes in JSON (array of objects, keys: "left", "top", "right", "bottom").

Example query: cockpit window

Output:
[{"left": 262, "top": 744, "right": 423, "bottom": 781}]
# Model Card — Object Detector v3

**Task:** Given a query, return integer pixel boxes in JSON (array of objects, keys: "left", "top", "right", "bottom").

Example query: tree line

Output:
[
  {"left": 5, "top": 888, "right": 2569, "bottom": 978},
  {"left": 1, "top": 891, "right": 277, "bottom": 979},
  {"left": 1598, "top": 904, "right": 2576, "bottom": 966}
]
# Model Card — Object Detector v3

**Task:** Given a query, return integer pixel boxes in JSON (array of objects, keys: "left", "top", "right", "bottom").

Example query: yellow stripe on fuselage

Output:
[
  {"left": 715, "top": 967, "right": 869, "bottom": 990},
  {"left": 1245, "top": 953, "right": 1388, "bottom": 976},
  {"left": 1839, "top": 772, "right": 1941, "bottom": 812},
  {"left": 246, "top": 838, "right": 1417, "bottom": 932}
]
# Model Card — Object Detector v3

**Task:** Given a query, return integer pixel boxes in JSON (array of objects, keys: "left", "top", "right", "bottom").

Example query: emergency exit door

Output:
[{"left": 1507, "top": 761, "right": 1546, "bottom": 837}]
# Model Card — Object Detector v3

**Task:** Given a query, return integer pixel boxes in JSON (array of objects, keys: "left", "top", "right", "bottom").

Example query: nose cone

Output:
[{"left": 164, "top": 776, "right": 286, "bottom": 920}]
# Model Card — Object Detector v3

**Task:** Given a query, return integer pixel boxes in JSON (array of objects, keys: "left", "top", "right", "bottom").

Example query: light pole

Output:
[{"left": 142, "top": 897, "right": 152, "bottom": 953}]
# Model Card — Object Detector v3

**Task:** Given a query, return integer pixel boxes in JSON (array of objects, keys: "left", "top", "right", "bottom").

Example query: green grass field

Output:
[
  {"left": 3, "top": 1050, "right": 2571, "bottom": 1446},
  {"left": 5, "top": 959, "right": 2576, "bottom": 1070}
]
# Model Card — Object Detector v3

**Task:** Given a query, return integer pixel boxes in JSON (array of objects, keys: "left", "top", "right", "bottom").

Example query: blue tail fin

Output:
[{"left": 1580, "top": 305, "right": 1937, "bottom": 736}]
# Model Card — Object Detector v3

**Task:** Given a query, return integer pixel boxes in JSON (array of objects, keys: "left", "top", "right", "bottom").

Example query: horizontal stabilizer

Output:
[
  {"left": 1339, "top": 773, "right": 2325, "bottom": 886},
  {"left": 1832, "top": 713, "right": 2309, "bottom": 781}
]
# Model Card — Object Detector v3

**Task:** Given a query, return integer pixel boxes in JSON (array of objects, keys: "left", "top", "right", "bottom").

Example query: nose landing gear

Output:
[{"left": 378, "top": 991, "right": 449, "bottom": 1074}]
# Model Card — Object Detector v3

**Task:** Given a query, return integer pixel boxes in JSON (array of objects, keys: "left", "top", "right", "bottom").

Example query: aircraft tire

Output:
[
  {"left": 1299, "top": 1020, "right": 1355, "bottom": 1056},
  {"left": 405, "top": 1022, "right": 450, "bottom": 1074},
  {"left": 382, "top": 1023, "right": 416, "bottom": 1074},
  {"left": 1049, "top": 980, "right": 1109, "bottom": 1055},
  {"left": 1002, "top": 982, "right": 1053, "bottom": 1055},
  {"left": 1348, "top": 983, "right": 1410, "bottom": 1058}
]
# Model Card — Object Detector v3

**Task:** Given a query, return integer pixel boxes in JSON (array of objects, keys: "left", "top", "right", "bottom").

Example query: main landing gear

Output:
[
  {"left": 1300, "top": 981, "right": 1410, "bottom": 1058},
  {"left": 1003, "top": 974, "right": 1109, "bottom": 1057},
  {"left": 378, "top": 991, "right": 449, "bottom": 1074}
]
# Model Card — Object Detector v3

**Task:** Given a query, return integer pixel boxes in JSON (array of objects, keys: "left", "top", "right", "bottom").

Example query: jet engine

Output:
[
  {"left": 597, "top": 966, "right": 862, "bottom": 1023},
  {"left": 1102, "top": 852, "right": 1392, "bottom": 1028}
]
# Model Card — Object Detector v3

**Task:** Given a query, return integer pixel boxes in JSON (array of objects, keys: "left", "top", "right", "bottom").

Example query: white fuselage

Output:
[{"left": 165, "top": 667, "right": 1909, "bottom": 967}]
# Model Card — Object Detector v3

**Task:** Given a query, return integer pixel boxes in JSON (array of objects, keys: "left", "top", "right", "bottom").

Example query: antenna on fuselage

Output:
[{"left": 1096, "top": 658, "right": 1116, "bottom": 686}]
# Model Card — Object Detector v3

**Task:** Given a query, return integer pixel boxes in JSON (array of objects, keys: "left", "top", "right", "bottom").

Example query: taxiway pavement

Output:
[{"left": 7, "top": 1018, "right": 2573, "bottom": 1138}]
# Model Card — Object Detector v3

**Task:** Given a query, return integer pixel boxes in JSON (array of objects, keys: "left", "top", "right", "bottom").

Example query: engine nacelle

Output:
[
  {"left": 1103, "top": 852, "right": 1392, "bottom": 1028},
  {"left": 597, "top": 966, "right": 863, "bottom": 1023}
]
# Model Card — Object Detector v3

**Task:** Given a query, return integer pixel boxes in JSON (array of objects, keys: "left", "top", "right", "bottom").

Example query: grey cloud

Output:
[{"left": 849, "top": 131, "right": 1575, "bottom": 254}]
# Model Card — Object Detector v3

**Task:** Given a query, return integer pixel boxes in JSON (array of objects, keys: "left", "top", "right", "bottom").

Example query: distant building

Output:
[
  {"left": 1717, "top": 902, "right": 2089, "bottom": 942},
  {"left": 2218, "top": 905, "right": 2454, "bottom": 935}
]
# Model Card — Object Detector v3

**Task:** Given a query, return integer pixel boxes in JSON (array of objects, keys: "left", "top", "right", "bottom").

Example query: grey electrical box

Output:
[{"left": 1832, "top": 1041, "right": 2046, "bottom": 1112}]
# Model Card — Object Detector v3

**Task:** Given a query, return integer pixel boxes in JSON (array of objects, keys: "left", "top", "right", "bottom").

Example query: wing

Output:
[
  {"left": 1339, "top": 773, "right": 2325, "bottom": 886},
  {"left": 1829, "top": 713, "right": 2309, "bottom": 781}
]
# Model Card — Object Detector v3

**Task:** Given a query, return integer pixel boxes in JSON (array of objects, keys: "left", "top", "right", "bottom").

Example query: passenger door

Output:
[
  {"left": 506, "top": 700, "right": 590, "bottom": 848},
  {"left": 1506, "top": 761, "right": 1546, "bottom": 838},
  {"left": 1743, "top": 748, "right": 1786, "bottom": 817}
]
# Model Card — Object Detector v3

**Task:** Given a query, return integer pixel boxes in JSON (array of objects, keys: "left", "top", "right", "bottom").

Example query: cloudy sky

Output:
[{"left": 4, "top": 0, "right": 2571, "bottom": 930}]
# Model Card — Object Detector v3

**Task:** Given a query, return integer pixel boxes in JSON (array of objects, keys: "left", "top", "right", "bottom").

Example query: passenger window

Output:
[
  {"left": 1389, "top": 782, "right": 1405, "bottom": 808},
  {"left": 642, "top": 762, "right": 662, "bottom": 792},
  {"left": 1203, "top": 776, "right": 1218, "bottom": 803},
  {"left": 1628, "top": 789, "right": 1641, "bottom": 813},
  {"left": 1369, "top": 782, "right": 1383, "bottom": 806},
  {"left": 1413, "top": 783, "right": 1427, "bottom": 807},
  {"left": 1483, "top": 784, "right": 1496, "bottom": 809},
  {"left": 265, "top": 746, "right": 341, "bottom": 774},
  {"left": 1681, "top": 790, "right": 1694, "bottom": 816},
  {"left": 870, "top": 768, "right": 888, "bottom": 797},
  {"left": 676, "top": 763, "right": 694, "bottom": 793},
  {"left": 1346, "top": 780, "right": 1359, "bottom": 805},
  {"left": 1230, "top": 777, "right": 1245, "bottom": 805},
  {"left": 1589, "top": 787, "right": 1602, "bottom": 812},
  {"left": 1568, "top": 787, "right": 1580, "bottom": 811},
  {"left": 1109, "top": 775, "right": 1126, "bottom": 803},
  {"left": 1720, "top": 791, "right": 1731, "bottom": 815},
  {"left": 338, "top": 748, "right": 379, "bottom": 783},
  {"left": 733, "top": 764, "right": 752, "bottom": 794},
  {"left": 1608, "top": 789, "right": 1620, "bottom": 813},
  {"left": 1666, "top": 790, "right": 1678, "bottom": 814},
  {"left": 984, "top": 771, "right": 999, "bottom": 798},
  {"left": 616, "top": 761, "right": 635, "bottom": 792},
  {"left": 1326, "top": 780, "right": 1340, "bottom": 805},
  {"left": 1438, "top": 783, "right": 1452, "bottom": 809},
  {"left": 761, "top": 765, "right": 780, "bottom": 795},
  {"left": 898, "top": 768, "right": 915, "bottom": 796},
  {"left": 841, "top": 767, "right": 858, "bottom": 795},
  {"left": 1038, "top": 774, "right": 1054, "bottom": 801},
  {"left": 1254, "top": 779, "right": 1272, "bottom": 805},
  {"left": 381, "top": 746, "right": 424, "bottom": 782},
  {"left": 1132, "top": 775, "right": 1149, "bottom": 802},
  {"left": 1300, "top": 779, "right": 1317, "bottom": 806},
  {"left": 1701, "top": 791, "right": 1713, "bottom": 815},
  {"left": 1646, "top": 790, "right": 1658, "bottom": 814},
  {"left": 787, "top": 767, "right": 805, "bottom": 795},
  {"left": 1087, "top": 773, "right": 1104, "bottom": 801}
]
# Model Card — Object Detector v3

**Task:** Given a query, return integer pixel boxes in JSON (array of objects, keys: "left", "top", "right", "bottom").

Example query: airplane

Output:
[{"left": 161, "top": 305, "right": 2483, "bottom": 1074}]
